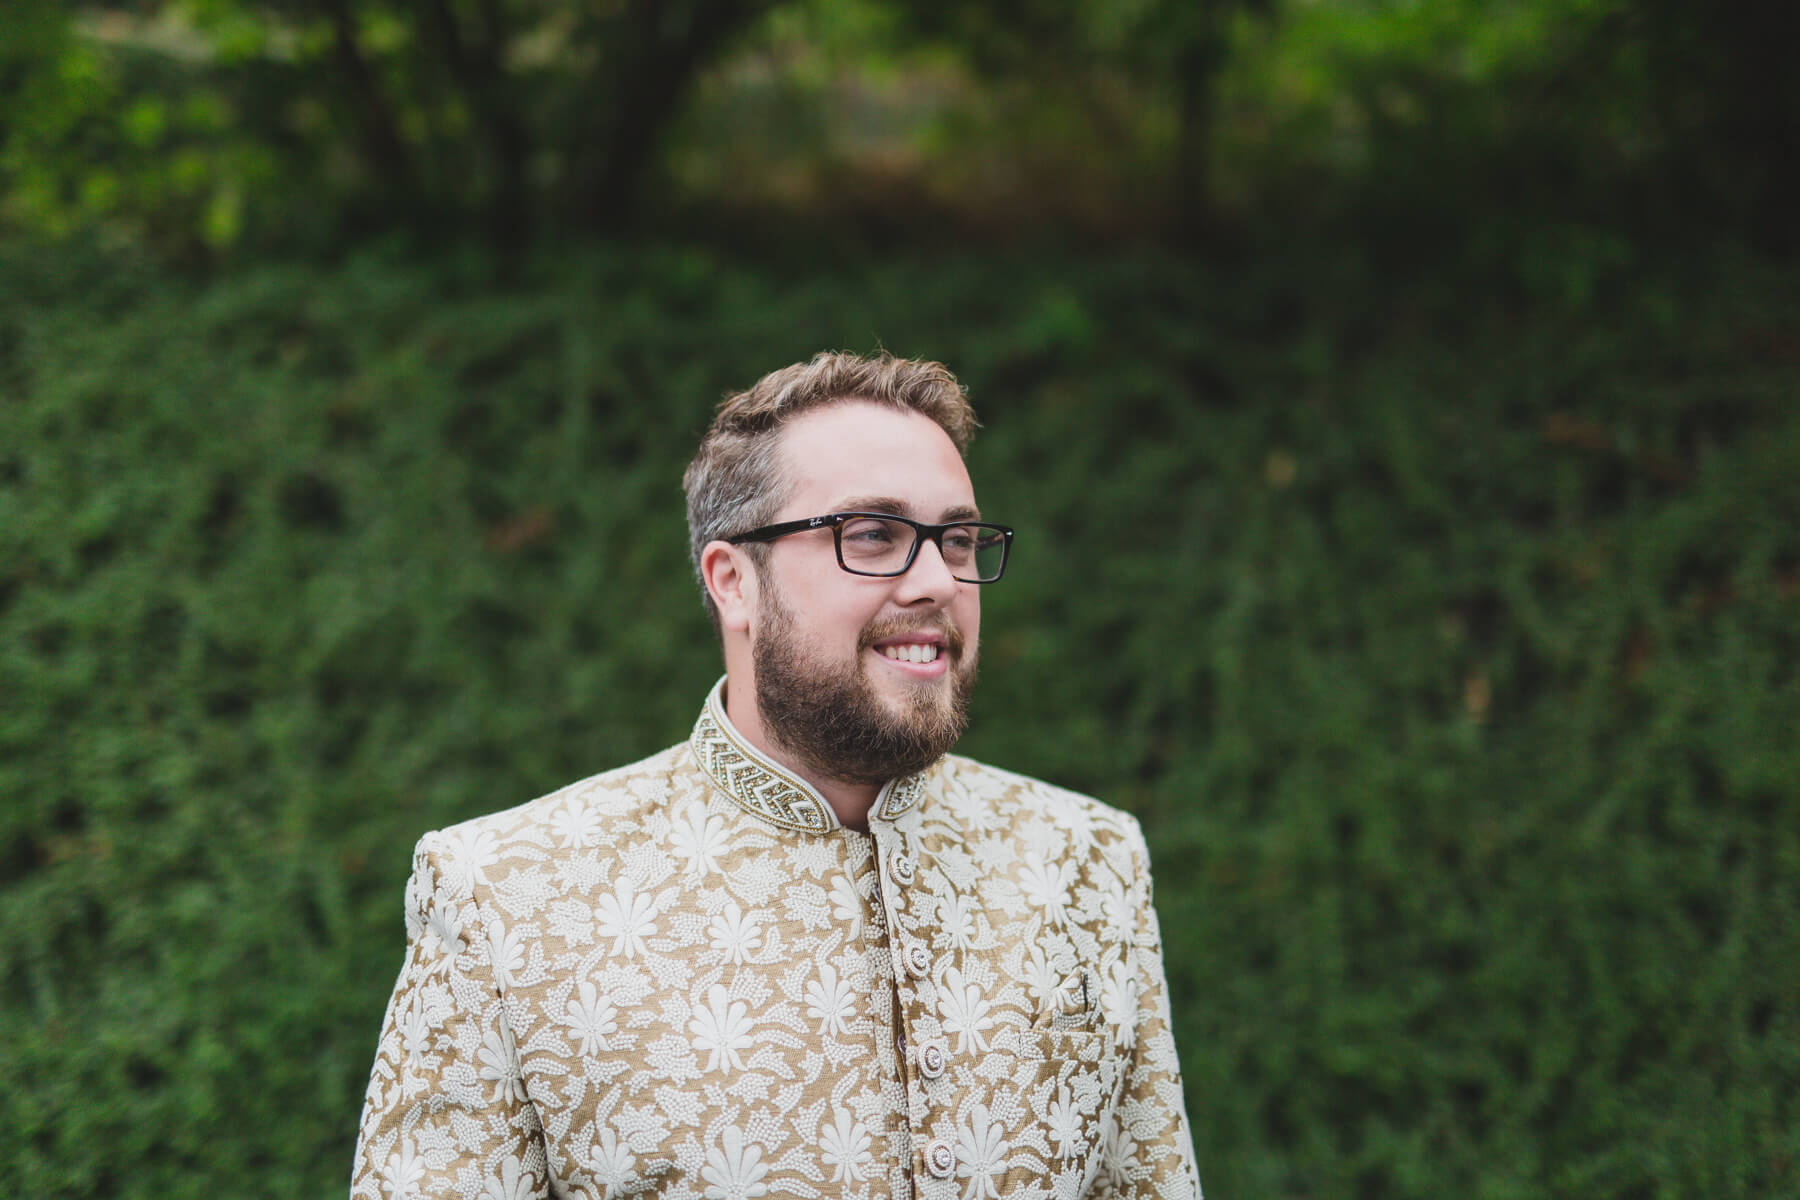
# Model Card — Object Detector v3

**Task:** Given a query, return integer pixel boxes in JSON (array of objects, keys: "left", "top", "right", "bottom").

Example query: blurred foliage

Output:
[
  {"left": 4, "top": 1, "right": 1797, "bottom": 1194},
  {"left": 1, "top": 0, "right": 781, "bottom": 253},
  {"left": 1212, "top": 0, "right": 1800, "bottom": 253},
  {"left": 3, "top": 237, "right": 1797, "bottom": 1197},
  {"left": 3, "top": 0, "right": 1795, "bottom": 254}
]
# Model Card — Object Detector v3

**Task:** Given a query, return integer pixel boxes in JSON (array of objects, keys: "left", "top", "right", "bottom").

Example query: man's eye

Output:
[
  {"left": 941, "top": 531, "right": 976, "bottom": 554},
  {"left": 843, "top": 522, "right": 897, "bottom": 544}
]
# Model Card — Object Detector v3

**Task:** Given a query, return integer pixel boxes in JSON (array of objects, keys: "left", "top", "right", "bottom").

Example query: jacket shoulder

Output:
[
  {"left": 933, "top": 754, "right": 1150, "bottom": 871},
  {"left": 939, "top": 753, "right": 1140, "bottom": 825},
  {"left": 418, "top": 741, "right": 691, "bottom": 869}
]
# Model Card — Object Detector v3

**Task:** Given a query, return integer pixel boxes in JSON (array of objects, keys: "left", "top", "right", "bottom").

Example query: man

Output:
[{"left": 351, "top": 353, "right": 1201, "bottom": 1199}]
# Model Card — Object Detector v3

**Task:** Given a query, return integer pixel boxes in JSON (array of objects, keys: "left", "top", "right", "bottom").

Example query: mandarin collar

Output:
[{"left": 688, "top": 677, "right": 928, "bottom": 835}]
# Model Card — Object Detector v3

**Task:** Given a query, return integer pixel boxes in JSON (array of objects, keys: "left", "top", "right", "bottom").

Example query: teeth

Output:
[{"left": 881, "top": 644, "right": 939, "bottom": 663}]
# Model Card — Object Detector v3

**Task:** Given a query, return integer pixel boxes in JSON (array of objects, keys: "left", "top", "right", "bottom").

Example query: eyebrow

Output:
[{"left": 834, "top": 495, "right": 982, "bottom": 523}]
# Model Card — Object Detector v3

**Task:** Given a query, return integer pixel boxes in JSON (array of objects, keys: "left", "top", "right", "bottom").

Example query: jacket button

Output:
[
  {"left": 904, "top": 942, "right": 932, "bottom": 978},
  {"left": 925, "top": 1140, "right": 955, "bottom": 1179},
  {"left": 888, "top": 852, "right": 916, "bottom": 886},
  {"left": 919, "top": 1042, "right": 947, "bottom": 1078}
]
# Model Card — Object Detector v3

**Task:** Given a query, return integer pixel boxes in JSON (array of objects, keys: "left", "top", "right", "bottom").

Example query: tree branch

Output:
[
  {"left": 422, "top": 0, "right": 528, "bottom": 243},
  {"left": 317, "top": 0, "right": 421, "bottom": 204},
  {"left": 565, "top": 0, "right": 776, "bottom": 230}
]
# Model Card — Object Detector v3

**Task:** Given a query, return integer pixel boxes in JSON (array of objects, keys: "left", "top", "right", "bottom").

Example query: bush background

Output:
[{"left": 4, "top": 1, "right": 1798, "bottom": 1197}]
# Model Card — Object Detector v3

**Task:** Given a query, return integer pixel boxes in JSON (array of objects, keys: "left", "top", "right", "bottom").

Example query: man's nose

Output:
[{"left": 896, "top": 534, "right": 960, "bottom": 602}]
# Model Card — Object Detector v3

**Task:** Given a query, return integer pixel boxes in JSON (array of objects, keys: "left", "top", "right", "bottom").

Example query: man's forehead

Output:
[{"left": 774, "top": 401, "right": 976, "bottom": 515}]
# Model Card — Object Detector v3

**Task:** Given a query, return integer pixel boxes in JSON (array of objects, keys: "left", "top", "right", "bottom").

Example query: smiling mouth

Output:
[
  {"left": 863, "top": 617, "right": 964, "bottom": 669},
  {"left": 878, "top": 643, "right": 940, "bottom": 664}
]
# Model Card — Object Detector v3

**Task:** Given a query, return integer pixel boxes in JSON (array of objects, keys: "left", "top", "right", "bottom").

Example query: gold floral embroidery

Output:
[{"left": 351, "top": 689, "right": 1201, "bottom": 1200}]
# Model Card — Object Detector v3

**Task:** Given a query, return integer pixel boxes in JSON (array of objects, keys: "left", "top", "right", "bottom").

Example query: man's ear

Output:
[{"left": 699, "top": 541, "right": 756, "bottom": 634}]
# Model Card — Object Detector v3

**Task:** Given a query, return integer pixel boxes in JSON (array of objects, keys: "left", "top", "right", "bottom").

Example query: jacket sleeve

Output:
[
  {"left": 1096, "top": 821, "right": 1203, "bottom": 1199},
  {"left": 350, "top": 832, "right": 550, "bottom": 1200}
]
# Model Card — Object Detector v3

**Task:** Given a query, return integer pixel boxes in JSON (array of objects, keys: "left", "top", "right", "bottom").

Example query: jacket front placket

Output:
[
  {"left": 692, "top": 682, "right": 953, "bottom": 1199},
  {"left": 867, "top": 775, "right": 967, "bottom": 1200}
]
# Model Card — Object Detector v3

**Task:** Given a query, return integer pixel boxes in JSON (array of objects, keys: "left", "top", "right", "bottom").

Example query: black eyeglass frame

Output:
[{"left": 725, "top": 511, "right": 1015, "bottom": 583}]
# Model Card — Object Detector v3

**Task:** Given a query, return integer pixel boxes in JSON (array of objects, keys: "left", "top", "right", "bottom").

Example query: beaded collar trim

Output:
[{"left": 689, "top": 679, "right": 926, "bottom": 834}]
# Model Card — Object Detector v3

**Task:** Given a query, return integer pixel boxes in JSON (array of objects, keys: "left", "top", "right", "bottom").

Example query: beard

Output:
[{"left": 753, "top": 586, "right": 976, "bottom": 788}]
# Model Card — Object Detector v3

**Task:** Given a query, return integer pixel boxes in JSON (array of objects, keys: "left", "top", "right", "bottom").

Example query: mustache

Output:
[{"left": 858, "top": 616, "right": 967, "bottom": 661}]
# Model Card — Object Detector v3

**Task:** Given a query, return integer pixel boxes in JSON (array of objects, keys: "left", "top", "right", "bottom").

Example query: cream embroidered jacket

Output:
[{"left": 352, "top": 682, "right": 1201, "bottom": 1200}]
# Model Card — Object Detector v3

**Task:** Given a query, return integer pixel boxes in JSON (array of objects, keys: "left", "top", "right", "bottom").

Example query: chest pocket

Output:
[{"left": 978, "top": 1021, "right": 1126, "bottom": 1196}]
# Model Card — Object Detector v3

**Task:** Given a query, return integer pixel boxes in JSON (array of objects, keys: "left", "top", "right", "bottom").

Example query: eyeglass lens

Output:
[{"left": 838, "top": 516, "right": 1006, "bottom": 581}]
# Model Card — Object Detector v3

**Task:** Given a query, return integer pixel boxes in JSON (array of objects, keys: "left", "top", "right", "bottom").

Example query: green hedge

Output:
[{"left": 2, "top": 241, "right": 1795, "bottom": 1198}]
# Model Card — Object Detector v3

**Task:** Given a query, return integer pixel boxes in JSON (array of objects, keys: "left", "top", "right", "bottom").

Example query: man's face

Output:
[{"left": 747, "top": 401, "right": 984, "bottom": 785}]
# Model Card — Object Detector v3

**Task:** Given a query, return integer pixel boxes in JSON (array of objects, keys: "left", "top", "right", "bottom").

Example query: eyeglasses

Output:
[{"left": 726, "top": 512, "right": 1015, "bottom": 583}]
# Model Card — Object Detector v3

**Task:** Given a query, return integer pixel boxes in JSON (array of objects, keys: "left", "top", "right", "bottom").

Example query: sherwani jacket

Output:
[{"left": 352, "top": 681, "right": 1201, "bottom": 1199}]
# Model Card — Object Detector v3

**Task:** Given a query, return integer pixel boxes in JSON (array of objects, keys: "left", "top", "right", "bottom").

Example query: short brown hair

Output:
[{"left": 683, "top": 352, "right": 979, "bottom": 630}]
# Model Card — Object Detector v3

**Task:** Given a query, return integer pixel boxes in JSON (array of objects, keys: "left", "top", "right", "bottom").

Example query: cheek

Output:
[
  {"left": 956, "top": 593, "right": 982, "bottom": 645},
  {"left": 789, "top": 567, "right": 875, "bottom": 628},
  {"left": 832, "top": 587, "right": 892, "bottom": 644}
]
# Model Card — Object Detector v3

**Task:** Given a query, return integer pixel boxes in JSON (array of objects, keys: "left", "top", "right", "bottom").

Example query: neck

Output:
[
  {"left": 808, "top": 776, "right": 878, "bottom": 833},
  {"left": 721, "top": 678, "right": 879, "bottom": 832}
]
